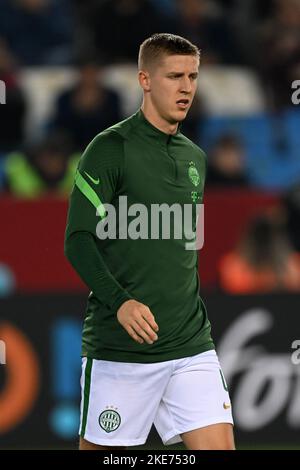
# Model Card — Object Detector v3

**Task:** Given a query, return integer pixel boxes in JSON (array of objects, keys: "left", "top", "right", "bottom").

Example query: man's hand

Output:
[{"left": 117, "top": 300, "right": 159, "bottom": 344}]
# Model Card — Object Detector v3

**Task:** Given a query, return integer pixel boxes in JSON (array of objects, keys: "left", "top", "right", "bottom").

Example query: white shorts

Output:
[{"left": 79, "top": 350, "right": 233, "bottom": 447}]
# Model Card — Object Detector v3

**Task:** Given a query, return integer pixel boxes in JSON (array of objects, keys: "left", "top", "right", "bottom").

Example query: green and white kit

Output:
[
  {"left": 65, "top": 109, "right": 214, "bottom": 363},
  {"left": 65, "top": 109, "right": 233, "bottom": 445}
]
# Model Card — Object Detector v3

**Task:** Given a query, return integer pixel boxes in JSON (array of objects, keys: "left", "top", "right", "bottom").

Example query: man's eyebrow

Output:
[{"left": 166, "top": 71, "right": 199, "bottom": 77}]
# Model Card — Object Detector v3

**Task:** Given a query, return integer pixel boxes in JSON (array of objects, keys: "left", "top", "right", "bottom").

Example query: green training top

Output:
[{"left": 65, "top": 109, "right": 214, "bottom": 363}]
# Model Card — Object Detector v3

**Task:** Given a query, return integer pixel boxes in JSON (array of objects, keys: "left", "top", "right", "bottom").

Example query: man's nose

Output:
[{"left": 180, "top": 76, "right": 192, "bottom": 93}]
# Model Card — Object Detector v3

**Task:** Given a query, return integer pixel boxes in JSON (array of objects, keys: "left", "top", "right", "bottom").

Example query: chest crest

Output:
[{"left": 188, "top": 161, "right": 200, "bottom": 187}]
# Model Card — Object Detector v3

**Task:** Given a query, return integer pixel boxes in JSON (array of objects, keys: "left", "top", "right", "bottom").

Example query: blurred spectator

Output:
[
  {"left": 72, "top": 0, "right": 99, "bottom": 61},
  {"left": 206, "top": 135, "right": 249, "bottom": 187},
  {"left": 3, "top": 132, "right": 79, "bottom": 197},
  {"left": 0, "top": 0, "right": 73, "bottom": 66},
  {"left": 49, "top": 59, "right": 123, "bottom": 151},
  {"left": 173, "top": 0, "right": 242, "bottom": 64},
  {"left": 257, "top": 0, "right": 300, "bottom": 110},
  {"left": 90, "top": 0, "right": 169, "bottom": 63},
  {"left": 219, "top": 211, "right": 300, "bottom": 293},
  {"left": 0, "top": 40, "right": 27, "bottom": 153}
]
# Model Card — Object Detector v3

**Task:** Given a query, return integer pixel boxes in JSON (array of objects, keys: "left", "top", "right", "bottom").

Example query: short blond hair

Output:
[{"left": 138, "top": 33, "right": 200, "bottom": 70}]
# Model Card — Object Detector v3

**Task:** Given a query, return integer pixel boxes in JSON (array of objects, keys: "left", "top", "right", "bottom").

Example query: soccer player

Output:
[{"left": 65, "top": 33, "right": 234, "bottom": 450}]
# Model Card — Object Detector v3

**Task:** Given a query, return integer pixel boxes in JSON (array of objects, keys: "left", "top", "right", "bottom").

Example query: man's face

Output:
[{"left": 148, "top": 54, "right": 199, "bottom": 124}]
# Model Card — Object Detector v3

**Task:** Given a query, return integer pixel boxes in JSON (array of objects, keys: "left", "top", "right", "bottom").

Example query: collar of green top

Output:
[{"left": 135, "top": 108, "right": 182, "bottom": 146}]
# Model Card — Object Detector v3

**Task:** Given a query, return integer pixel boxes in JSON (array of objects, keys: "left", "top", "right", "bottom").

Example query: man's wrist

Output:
[{"left": 111, "top": 292, "right": 133, "bottom": 314}]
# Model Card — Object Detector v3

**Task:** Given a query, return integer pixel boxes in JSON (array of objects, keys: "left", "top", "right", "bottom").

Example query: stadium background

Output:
[{"left": 1, "top": 0, "right": 300, "bottom": 449}]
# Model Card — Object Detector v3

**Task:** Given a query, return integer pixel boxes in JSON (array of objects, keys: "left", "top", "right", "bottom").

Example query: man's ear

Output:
[{"left": 138, "top": 70, "right": 151, "bottom": 92}]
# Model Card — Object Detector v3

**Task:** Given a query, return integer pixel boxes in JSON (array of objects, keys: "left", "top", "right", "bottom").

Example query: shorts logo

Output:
[
  {"left": 99, "top": 408, "right": 121, "bottom": 433},
  {"left": 188, "top": 161, "right": 200, "bottom": 187}
]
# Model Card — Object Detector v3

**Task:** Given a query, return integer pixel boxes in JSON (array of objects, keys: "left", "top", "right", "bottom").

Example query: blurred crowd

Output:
[{"left": 1, "top": 0, "right": 300, "bottom": 293}]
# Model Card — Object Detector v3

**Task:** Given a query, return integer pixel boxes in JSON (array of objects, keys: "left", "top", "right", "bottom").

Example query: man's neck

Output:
[{"left": 141, "top": 102, "right": 179, "bottom": 135}]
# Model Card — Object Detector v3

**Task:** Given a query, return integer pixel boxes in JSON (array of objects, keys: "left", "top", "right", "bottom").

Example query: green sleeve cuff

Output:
[{"left": 111, "top": 292, "right": 133, "bottom": 315}]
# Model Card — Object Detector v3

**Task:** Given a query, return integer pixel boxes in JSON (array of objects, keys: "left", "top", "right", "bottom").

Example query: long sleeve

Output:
[
  {"left": 64, "top": 129, "right": 132, "bottom": 313},
  {"left": 65, "top": 231, "right": 132, "bottom": 313}
]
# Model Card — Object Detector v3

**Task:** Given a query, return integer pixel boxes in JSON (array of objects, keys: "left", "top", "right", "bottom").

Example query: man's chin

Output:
[{"left": 170, "top": 110, "right": 188, "bottom": 123}]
